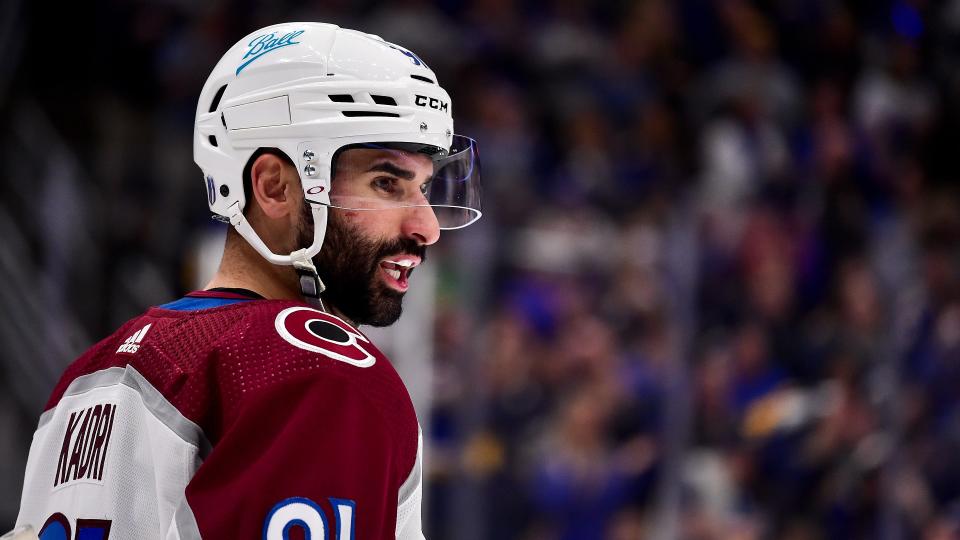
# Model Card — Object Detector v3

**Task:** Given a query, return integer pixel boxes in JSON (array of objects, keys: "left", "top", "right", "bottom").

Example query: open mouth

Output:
[{"left": 378, "top": 257, "right": 419, "bottom": 292}]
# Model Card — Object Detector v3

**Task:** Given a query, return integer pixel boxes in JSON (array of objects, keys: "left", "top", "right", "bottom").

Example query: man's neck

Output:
[
  {"left": 207, "top": 236, "right": 361, "bottom": 328},
  {"left": 205, "top": 237, "right": 300, "bottom": 300}
]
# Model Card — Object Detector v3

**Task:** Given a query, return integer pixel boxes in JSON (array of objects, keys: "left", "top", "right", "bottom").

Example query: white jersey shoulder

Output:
[{"left": 16, "top": 366, "right": 207, "bottom": 539}]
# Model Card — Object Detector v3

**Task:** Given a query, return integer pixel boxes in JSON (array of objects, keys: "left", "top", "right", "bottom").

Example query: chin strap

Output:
[
  {"left": 225, "top": 199, "right": 329, "bottom": 310},
  {"left": 290, "top": 248, "right": 326, "bottom": 311}
]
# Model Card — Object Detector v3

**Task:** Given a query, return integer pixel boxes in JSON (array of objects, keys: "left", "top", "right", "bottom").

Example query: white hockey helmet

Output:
[{"left": 193, "top": 22, "right": 481, "bottom": 281}]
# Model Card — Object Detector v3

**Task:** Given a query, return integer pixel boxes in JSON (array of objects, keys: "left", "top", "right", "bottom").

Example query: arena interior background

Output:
[{"left": 2, "top": 1, "right": 960, "bottom": 539}]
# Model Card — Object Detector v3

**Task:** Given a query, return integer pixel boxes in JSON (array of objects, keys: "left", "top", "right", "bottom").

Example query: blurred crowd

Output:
[
  {"left": 422, "top": 1, "right": 960, "bottom": 538},
  {"left": 3, "top": 0, "right": 960, "bottom": 538}
]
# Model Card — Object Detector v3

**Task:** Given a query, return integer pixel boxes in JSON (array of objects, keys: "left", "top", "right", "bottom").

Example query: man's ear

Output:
[{"left": 249, "top": 153, "right": 297, "bottom": 219}]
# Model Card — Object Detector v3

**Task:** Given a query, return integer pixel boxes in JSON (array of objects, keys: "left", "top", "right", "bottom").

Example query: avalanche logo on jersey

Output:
[{"left": 274, "top": 307, "right": 377, "bottom": 368}]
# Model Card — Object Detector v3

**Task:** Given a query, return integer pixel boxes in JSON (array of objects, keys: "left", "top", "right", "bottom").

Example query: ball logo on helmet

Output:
[{"left": 236, "top": 30, "right": 305, "bottom": 75}]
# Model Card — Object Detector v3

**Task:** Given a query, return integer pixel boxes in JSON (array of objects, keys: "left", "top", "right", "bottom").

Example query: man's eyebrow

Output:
[{"left": 365, "top": 160, "right": 416, "bottom": 180}]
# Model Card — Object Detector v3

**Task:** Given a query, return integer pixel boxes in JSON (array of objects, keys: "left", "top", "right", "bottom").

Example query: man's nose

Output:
[{"left": 402, "top": 204, "right": 441, "bottom": 245}]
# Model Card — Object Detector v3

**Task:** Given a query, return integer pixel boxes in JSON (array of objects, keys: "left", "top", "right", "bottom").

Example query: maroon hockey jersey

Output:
[{"left": 16, "top": 290, "right": 425, "bottom": 539}]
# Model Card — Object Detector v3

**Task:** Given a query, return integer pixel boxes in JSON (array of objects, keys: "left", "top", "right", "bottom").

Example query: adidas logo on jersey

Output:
[{"left": 117, "top": 323, "right": 152, "bottom": 354}]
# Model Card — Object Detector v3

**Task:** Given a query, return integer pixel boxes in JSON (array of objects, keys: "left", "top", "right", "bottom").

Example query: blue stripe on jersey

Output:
[{"left": 157, "top": 296, "right": 254, "bottom": 311}]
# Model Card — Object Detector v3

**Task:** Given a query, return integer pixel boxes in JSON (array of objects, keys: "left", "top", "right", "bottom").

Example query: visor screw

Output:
[
  {"left": 419, "top": 121, "right": 428, "bottom": 133},
  {"left": 304, "top": 164, "right": 318, "bottom": 177},
  {"left": 220, "top": 185, "right": 230, "bottom": 197},
  {"left": 303, "top": 149, "right": 316, "bottom": 162},
  {"left": 445, "top": 129, "right": 452, "bottom": 139}
]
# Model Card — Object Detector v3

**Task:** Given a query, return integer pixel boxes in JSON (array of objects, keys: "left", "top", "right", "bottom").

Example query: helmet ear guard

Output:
[{"left": 223, "top": 147, "right": 329, "bottom": 307}]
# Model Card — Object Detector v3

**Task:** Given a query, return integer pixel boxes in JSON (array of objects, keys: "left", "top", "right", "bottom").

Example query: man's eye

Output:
[
  {"left": 372, "top": 177, "right": 398, "bottom": 193},
  {"left": 420, "top": 180, "right": 432, "bottom": 195}
]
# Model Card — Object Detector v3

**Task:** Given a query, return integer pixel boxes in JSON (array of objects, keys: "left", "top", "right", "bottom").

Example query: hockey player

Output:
[{"left": 12, "top": 22, "right": 481, "bottom": 539}]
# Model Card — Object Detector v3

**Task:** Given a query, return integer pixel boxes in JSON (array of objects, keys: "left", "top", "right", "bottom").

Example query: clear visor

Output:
[{"left": 307, "top": 135, "right": 482, "bottom": 230}]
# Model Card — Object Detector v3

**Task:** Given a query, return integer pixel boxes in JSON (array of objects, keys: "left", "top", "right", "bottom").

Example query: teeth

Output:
[
  {"left": 385, "top": 268, "right": 401, "bottom": 280},
  {"left": 387, "top": 259, "right": 415, "bottom": 268}
]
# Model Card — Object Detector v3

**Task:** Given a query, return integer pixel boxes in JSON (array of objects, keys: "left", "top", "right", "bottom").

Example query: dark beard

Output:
[{"left": 298, "top": 205, "right": 426, "bottom": 327}]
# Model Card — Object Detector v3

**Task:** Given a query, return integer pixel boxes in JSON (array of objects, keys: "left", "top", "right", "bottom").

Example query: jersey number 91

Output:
[{"left": 263, "top": 497, "right": 356, "bottom": 540}]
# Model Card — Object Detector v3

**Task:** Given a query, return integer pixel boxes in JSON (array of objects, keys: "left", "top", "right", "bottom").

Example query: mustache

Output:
[{"left": 374, "top": 235, "right": 427, "bottom": 264}]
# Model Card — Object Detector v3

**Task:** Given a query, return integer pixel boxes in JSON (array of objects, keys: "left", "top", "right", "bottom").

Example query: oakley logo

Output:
[
  {"left": 415, "top": 94, "right": 448, "bottom": 113},
  {"left": 237, "top": 30, "right": 305, "bottom": 75}
]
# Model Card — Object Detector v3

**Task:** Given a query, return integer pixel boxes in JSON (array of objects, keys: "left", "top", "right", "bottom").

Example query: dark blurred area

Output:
[{"left": 2, "top": 0, "right": 960, "bottom": 538}]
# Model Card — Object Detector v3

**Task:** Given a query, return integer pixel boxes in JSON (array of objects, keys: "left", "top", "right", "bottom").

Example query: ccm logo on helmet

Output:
[
  {"left": 415, "top": 95, "right": 448, "bottom": 113},
  {"left": 275, "top": 307, "right": 376, "bottom": 368}
]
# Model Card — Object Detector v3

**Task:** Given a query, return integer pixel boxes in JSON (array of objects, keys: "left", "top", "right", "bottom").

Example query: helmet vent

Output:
[
  {"left": 410, "top": 75, "right": 435, "bottom": 84},
  {"left": 209, "top": 84, "right": 228, "bottom": 113},
  {"left": 329, "top": 94, "right": 355, "bottom": 103},
  {"left": 342, "top": 111, "right": 400, "bottom": 118},
  {"left": 371, "top": 95, "right": 397, "bottom": 106},
  {"left": 208, "top": 135, "right": 218, "bottom": 147}
]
